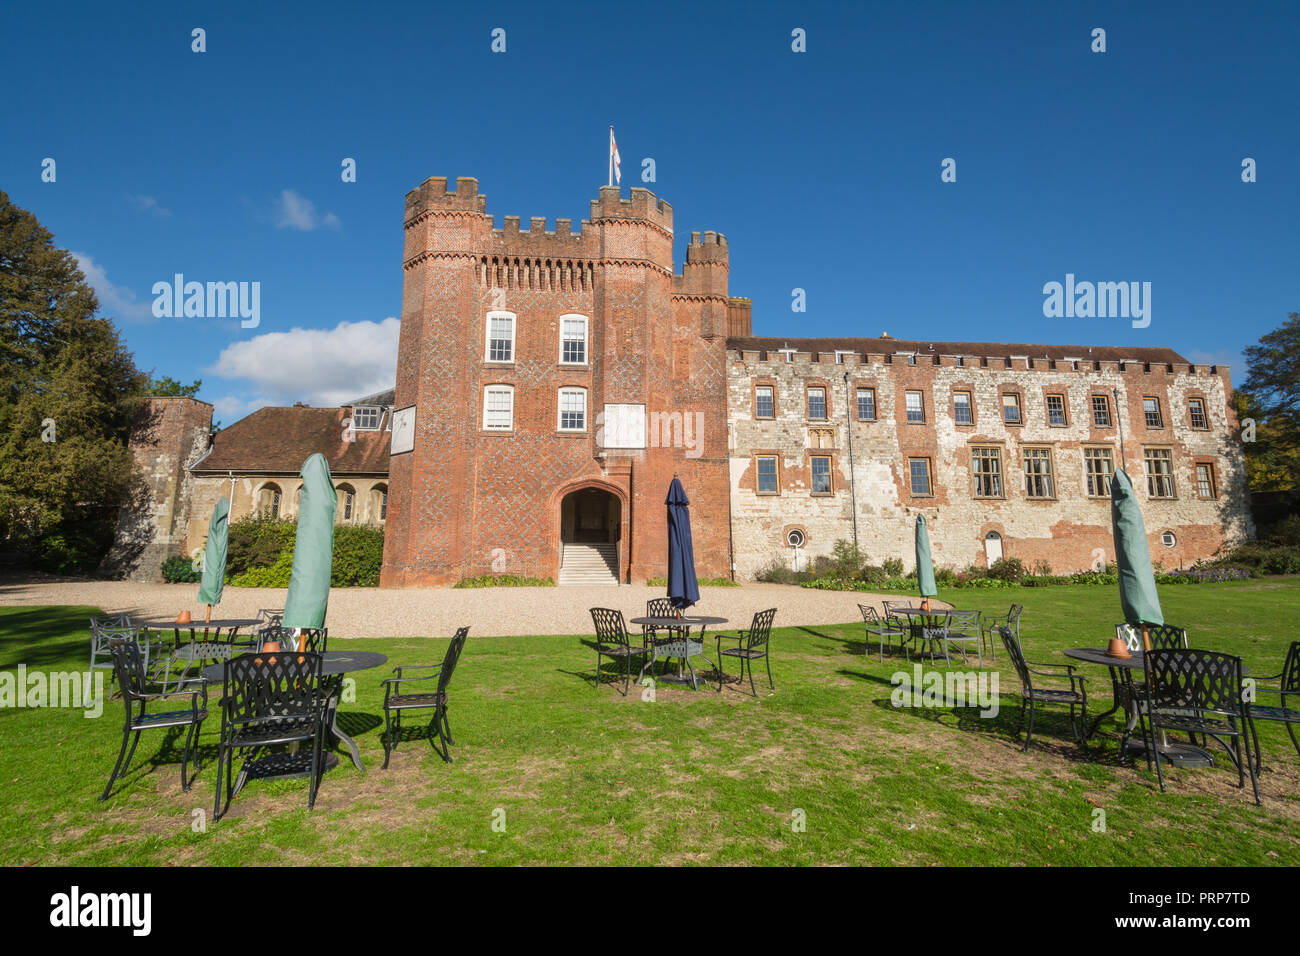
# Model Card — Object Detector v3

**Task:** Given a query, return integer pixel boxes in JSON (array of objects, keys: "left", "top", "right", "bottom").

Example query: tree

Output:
[
  {"left": 148, "top": 376, "right": 201, "bottom": 398},
  {"left": 0, "top": 190, "right": 147, "bottom": 571},
  {"left": 1238, "top": 313, "right": 1300, "bottom": 492}
]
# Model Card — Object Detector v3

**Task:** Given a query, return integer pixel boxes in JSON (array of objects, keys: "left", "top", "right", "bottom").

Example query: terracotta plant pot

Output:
[
  {"left": 262, "top": 641, "right": 280, "bottom": 653},
  {"left": 1106, "top": 637, "right": 1132, "bottom": 659},
  {"left": 175, "top": 610, "right": 193, "bottom": 625},
  {"left": 920, "top": 598, "right": 931, "bottom": 612}
]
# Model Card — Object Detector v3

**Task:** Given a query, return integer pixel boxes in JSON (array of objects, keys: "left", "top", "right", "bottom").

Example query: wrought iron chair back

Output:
[
  {"left": 1145, "top": 648, "right": 1245, "bottom": 719},
  {"left": 1279, "top": 642, "right": 1300, "bottom": 694},
  {"left": 946, "top": 609, "right": 981, "bottom": 633},
  {"left": 743, "top": 608, "right": 777, "bottom": 650},
  {"left": 297, "top": 628, "right": 327, "bottom": 653},
  {"left": 590, "top": 608, "right": 631, "bottom": 649},
  {"left": 882, "top": 601, "right": 916, "bottom": 618},
  {"left": 436, "top": 627, "right": 470, "bottom": 697},
  {"left": 1144, "top": 625, "right": 1188, "bottom": 651},
  {"left": 222, "top": 651, "right": 325, "bottom": 724},
  {"left": 859, "top": 604, "right": 880, "bottom": 623},
  {"left": 998, "top": 628, "right": 1034, "bottom": 693},
  {"left": 253, "top": 625, "right": 293, "bottom": 651},
  {"left": 107, "top": 638, "right": 150, "bottom": 705},
  {"left": 646, "top": 598, "right": 675, "bottom": 619}
]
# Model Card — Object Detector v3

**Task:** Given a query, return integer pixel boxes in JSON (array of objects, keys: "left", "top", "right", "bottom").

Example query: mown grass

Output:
[{"left": 1, "top": 580, "right": 1298, "bottom": 866}]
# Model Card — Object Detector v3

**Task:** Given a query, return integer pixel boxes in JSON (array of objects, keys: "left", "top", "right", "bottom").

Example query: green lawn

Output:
[{"left": 1, "top": 581, "right": 1298, "bottom": 865}]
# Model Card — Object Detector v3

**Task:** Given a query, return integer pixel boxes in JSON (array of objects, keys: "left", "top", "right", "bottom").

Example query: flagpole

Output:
[{"left": 608, "top": 126, "right": 613, "bottom": 187}]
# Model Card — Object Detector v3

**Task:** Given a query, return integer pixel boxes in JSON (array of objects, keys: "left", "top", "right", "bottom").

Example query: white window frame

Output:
[
  {"left": 482, "top": 385, "right": 514, "bottom": 431},
  {"left": 557, "top": 387, "right": 587, "bottom": 432},
  {"left": 559, "top": 313, "right": 588, "bottom": 365},
  {"left": 351, "top": 405, "right": 382, "bottom": 430},
  {"left": 485, "top": 310, "right": 516, "bottom": 364}
]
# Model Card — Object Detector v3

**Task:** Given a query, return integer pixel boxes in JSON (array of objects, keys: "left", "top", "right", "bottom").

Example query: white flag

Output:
[{"left": 609, "top": 127, "right": 621, "bottom": 186}]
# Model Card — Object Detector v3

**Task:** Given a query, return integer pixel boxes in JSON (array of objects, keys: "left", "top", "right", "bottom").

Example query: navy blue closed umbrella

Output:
[{"left": 665, "top": 478, "right": 700, "bottom": 610}]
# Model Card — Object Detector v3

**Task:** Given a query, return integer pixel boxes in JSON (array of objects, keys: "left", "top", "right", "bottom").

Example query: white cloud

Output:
[
  {"left": 208, "top": 317, "right": 399, "bottom": 412},
  {"left": 128, "top": 194, "right": 170, "bottom": 217},
  {"left": 273, "top": 189, "right": 341, "bottom": 231},
  {"left": 71, "top": 252, "right": 154, "bottom": 323}
]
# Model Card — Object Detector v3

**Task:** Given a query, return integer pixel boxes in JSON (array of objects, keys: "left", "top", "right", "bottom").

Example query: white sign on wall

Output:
[
  {"left": 599, "top": 403, "right": 646, "bottom": 449},
  {"left": 389, "top": 405, "right": 416, "bottom": 455}
]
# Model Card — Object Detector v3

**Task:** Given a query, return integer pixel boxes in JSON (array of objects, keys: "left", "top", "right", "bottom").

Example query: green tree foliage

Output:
[
  {"left": 148, "top": 376, "right": 201, "bottom": 398},
  {"left": 1239, "top": 312, "right": 1300, "bottom": 491},
  {"left": 0, "top": 190, "right": 146, "bottom": 570}
]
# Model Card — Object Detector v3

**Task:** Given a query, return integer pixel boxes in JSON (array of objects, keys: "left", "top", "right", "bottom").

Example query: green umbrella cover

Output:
[
  {"left": 283, "top": 454, "right": 338, "bottom": 630},
  {"left": 1110, "top": 468, "right": 1164, "bottom": 626},
  {"left": 915, "top": 513, "right": 937, "bottom": 599},
  {"left": 196, "top": 496, "right": 229, "bottom": 608}
]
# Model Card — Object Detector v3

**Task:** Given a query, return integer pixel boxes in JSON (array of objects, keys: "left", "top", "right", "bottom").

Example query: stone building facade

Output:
[
  {"left": 727, "top": 338, "right": 1253, "bottom": 578},
  {"left": 379, "top": 178, "right": 1252, "bottom": 586}
]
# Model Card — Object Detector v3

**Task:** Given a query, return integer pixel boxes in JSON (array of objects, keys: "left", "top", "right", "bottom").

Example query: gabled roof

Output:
[
  {"left": 346, "top": 387, "right": 396, "bottom": 407},
  {"left": 192, "top": 406, "right": 390, "bottom": 476},
  {"left": 727, "top": 336, "right": 1190, "bottom": 365}
]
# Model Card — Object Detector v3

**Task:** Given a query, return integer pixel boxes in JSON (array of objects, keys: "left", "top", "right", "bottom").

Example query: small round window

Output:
[
  {"left": 786, "top": 529, "right": 805, "bottom": 548},
  {"left": 1161, "top": 531, "right": 1176, "bottom": 548}
]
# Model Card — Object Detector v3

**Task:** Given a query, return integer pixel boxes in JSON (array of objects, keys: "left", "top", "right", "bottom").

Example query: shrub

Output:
[
  {"left": 829, "top": 539, "right": 867, "bottom": 579},
  {"left": 1208, "top": 541, "right": 1300, "bottom": 576},
  {"left": 453, "top": 574, "right": 555, "bottom": 588},
  {"left": 229, "top": 547, "right": 293, "bottom": 588},
  {"left": 987, "top": 557, "right": 1027, "bottom": 583},
  {"left": 755, "top": 557, "right": 815, "bottom": 585},
  {"left": 881, "top": 557, "right": 905, "bottom": 578},
  {"left": 32, "top": 520, "right": 115, "bottom": 575},
  {"left": 227, "top": 514, "right": 296, "bottom": 575},
  {"left": 161, "top": 554, "right": 201, "bottom": 583},
  {"left": 332, "top": 524, "right": 384, "bottom": 587}
]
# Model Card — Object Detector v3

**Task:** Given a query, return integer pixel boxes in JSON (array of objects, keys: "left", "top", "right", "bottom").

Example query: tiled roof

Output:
[
  {"left": 728, "top": 336, "right": 1191, "bottom": 365},
  {"left": 192, "top": 406, "right": 390, "bottom": 475}
]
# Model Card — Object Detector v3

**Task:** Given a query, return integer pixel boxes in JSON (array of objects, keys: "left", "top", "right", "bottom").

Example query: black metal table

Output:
[
  {"left": 202, "top": 650, "right": 388, "bottom": 774},
  {"left": 1063, "top": 647, "right": 1250, "bottom": 768},
  {"left": 628, "top": 615, "right": 728, "bottom": 690},
  {"left": 894, "top": 608, "right": 953, "bottom": 662}
]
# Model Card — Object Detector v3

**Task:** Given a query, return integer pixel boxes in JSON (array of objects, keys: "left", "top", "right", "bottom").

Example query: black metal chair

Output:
[
  {"left": 589, "top": 608, "right": 652, "bottom": 696},
  {"left": 1250, "top": 641, "right": 1300, "bottom": 769},
  {"left": 860, "top": 604, "right": 907, "bottom": 661},
  {"left": 297, "top": 628, "right": 327, "bottom": 653},
  {"left": 642, "top": 598, "right": 684, "bottom": 648},
  {"left": 100, "top": 639, "right": 207, "bottom": 801},
  {"left": 382, "top": 626, "right": 469, "bottom": 767},
  {"left": 980, "top": 603, "right": 1021, "bottom": 662},
  {"left": 1112, "top": 625, "right": 1191, "bottom": 759},
  {"left": 213, "top": 650, "right": 328, "bottom": 820},
  {"left": 716, "top": 608, "right": 777, "bottom": 696},
  {"left": 998, "top": 628, "right": 1089, "bottom": 751},
  {"left": 943, "top": 609, "right": 983, "bottom": 666},
  {"left": 1138, "top": 648, "right": 1260, "bottom": 804}
]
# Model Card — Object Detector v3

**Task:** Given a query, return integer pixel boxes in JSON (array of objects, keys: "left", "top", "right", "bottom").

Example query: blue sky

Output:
[{"left": 3, "top": 0, "right": 1297, "bottom": 424}]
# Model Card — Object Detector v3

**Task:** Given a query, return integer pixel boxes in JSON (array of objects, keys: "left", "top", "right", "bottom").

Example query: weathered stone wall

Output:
[
  {"left": 102, "top": 397, "right": 213, "bottom": 580},
  {"left": 728, "top": 348, "right": 1253, "bottom": 579}
]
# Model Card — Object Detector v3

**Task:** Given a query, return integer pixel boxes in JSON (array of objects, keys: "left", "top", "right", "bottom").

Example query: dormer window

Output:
[{"left": 351, "top": 406, "right": 382, "bottom": 430}]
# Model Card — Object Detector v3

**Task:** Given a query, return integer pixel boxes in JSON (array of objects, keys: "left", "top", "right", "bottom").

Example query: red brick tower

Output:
[{"left": 381, "top": 179, "right": 733, "bottom": 586}]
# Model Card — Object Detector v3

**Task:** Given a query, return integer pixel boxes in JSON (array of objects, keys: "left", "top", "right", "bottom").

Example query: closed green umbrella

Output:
[
  {"left": 915, "top": 513, "right": 937, "bottom": 602},
  {"left": 195, "top": 496, "right": 230, "bottom": 619},
  {"left": 1110, "top": 468, "right": 1164, "bottom": 627},
  {"left": 282, "top": 453, "right": 337, "bottom": 631}
]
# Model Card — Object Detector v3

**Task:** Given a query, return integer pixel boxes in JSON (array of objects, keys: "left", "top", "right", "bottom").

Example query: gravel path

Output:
[{"left": 0, "top": 574, "right": 926, "bottom": 638}]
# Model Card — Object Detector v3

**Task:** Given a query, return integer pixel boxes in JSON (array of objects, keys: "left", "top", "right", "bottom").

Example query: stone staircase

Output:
[{"left": 558, "top": 542, "right": 620, "bottom": 586}]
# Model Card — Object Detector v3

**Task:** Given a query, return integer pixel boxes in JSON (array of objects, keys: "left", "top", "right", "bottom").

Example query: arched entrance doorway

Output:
[
  {"left": 561, "top": 487, "right": 620, "bottom": 544},
  {"left": 558, "top": 486, "right": 622, "bottom": 585}
]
